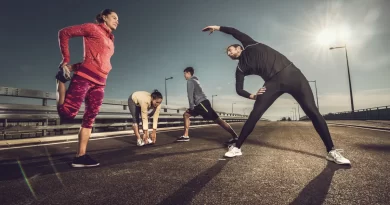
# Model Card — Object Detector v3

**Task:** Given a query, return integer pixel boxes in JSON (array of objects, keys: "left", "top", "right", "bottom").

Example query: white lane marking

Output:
[{"left": 328, "top": 123, "right": 390, "bottom": 133}]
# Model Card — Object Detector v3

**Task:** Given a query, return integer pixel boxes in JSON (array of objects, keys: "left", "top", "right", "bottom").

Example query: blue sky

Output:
[{"left": 1, "top": 0, "right": 389, "bottom": 121}]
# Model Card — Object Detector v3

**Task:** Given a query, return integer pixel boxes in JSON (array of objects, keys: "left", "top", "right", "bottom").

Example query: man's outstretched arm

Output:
[{"left": 202, "top": 25, "right": 257, "bottom": 48}]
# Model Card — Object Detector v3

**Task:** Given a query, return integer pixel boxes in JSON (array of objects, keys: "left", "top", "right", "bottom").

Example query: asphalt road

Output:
[{"left": 0, "top": 121, "right": 389, "bottom": 205}]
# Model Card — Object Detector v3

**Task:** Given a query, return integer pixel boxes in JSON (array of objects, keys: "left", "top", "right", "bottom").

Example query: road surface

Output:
[{"left": 0, "top": 121, "right": 389, "bottom": 205}]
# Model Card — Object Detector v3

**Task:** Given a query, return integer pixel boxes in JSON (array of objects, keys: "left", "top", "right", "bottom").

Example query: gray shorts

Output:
[{"left": 128, "top": 95, "right": 156, "bottom": 126}]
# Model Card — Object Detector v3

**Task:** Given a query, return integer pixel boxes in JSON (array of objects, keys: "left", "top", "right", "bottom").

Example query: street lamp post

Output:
[
  {"left": 308, "top": 80, "right": 319, "bottom": 110},
  {"left": 330, "top": 45, "right": 354, "bottom": 113},
  {"left": 165, "top": 77, "right": 173, "bottom": 108},
  {"left": 232, "top": 102, "right": 236, "bottom": 114},
  {"left": 292, "top": 108, "right": 297, "bottom": 121},
  {"left": 212, "top": 94, "right": 218, "bottom": 108},
  {"left": 294, "top": 102, "right": 300, "bottom": 120}
]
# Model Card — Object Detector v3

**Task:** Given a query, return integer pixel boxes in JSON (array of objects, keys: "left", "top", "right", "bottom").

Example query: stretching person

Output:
[
  {"left": 176, "top": 67, "right": 263, "bottom": 144},
  {"left": 56, "top": 9, "right": 119, "bottom": 167},
  {"left": 128, "top": 90, "right": 163, "bottom": 146},
  {"left": 202, "top": 25, "right": 350, "bottom": 165}
]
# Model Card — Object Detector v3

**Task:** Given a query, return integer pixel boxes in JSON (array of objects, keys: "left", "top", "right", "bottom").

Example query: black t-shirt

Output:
[{"left": 220, "top": 26, "right": 292, "bottom": 98}]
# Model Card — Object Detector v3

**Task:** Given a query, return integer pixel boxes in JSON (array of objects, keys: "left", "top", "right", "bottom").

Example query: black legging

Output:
[{"left": 236, "top": 64, "right": 334, "bottom": 152}]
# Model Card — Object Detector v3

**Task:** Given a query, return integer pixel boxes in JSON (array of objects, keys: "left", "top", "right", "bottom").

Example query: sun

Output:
[
  {"left": 316, "top": 26, "right": 351, "bottom": 46},
  {"left": 316, "top": 29, "right": 336, "bottom": 46}
]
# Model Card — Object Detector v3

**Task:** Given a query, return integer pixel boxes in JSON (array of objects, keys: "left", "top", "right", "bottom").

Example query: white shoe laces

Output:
[
  {"left": 331, "top": 149, "right": 345, "bottom": 159},
  {"left": 229, "top": 146, "right": 241, "bottom": 154}
]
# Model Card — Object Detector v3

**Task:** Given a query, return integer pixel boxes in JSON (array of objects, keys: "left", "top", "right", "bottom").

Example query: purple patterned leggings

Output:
[{"left": 57, "top": 74, "right": 105, "bottom": 128}]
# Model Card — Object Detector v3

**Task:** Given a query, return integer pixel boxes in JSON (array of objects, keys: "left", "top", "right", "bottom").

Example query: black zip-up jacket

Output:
[{"left": 220, "top": 26, "right": 293, "bottom": 99}]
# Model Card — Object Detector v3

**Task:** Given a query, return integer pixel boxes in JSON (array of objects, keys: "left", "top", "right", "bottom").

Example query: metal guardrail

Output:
[
  {"left": 300, "top": 105, "right": 390, "bottom": 121},
  {"left": 0, "top": 86, "right": 246, "bottom": 117},
  {"left": 0, "top": 86, "right": 250, "bottom": 140}
]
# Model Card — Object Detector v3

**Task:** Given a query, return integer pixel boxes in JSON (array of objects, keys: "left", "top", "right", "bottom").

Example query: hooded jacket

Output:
[{"left": 187, "top": 75, "right": 207, "bottom": 110}]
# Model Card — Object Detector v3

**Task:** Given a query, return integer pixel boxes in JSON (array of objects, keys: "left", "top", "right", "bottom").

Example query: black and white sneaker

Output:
[
  {"left": 176, "top": 136, "right": 190, "bottom": 142},
  {"left": 71, "top": 155, "right": 100, "bottom": 168},
  {"left": 225, "top": 137, "right": 238, "bottom": 145}
]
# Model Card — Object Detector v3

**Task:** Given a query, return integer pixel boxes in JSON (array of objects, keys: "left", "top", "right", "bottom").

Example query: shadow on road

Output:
[
  {"left": 289, "top": 161, "right": 351, "bottom": 205},
  {"left": 157, "top": 160, "right": 229, "bottom": 205},
  {"left": 245, "top": 138, "right": 325, "bottom": 159},
  {"left": 0, "top": 145, "right": 221, "bottom": 182},
  {"left": 193, "top": 132, "right": 325, "bottom": 160}
]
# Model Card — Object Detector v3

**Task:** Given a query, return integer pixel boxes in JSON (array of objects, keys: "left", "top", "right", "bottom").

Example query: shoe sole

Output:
[
  {"left": 72, "top": 163, "right": 100, "bottom": 168},
  {"left": 224, "top": 153, "right": 243, "bottom": 158},
  {"left": 137, "top": 141, "right": 145, "bottom": 146},
  {"left": 326, "top": 156, "right": 351, "bottom": 165},
  {"left": 176, "top": 139, "right": 190, "bottom": 142}
]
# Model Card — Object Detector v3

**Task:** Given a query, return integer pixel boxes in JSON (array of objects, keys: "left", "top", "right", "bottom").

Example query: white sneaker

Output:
[
  {"left": 224, "top": 145, "right": 242, "bottom": 158},
  {"left": 137, "top": 139, "right": 145, "bottom": 146},
  {"left": 326, "top": 149, "right": 351, "bottom": 165},
  {"left": 147, "top": 138, "right": 153, "bottom": 144},
  {"left": 176, "top": 136, "right": 190, "bottom": 142}
]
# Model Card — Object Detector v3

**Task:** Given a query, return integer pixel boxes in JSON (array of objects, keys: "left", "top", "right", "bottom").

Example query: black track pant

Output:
[{"left": 236, "top": 64, "right": 334, "bottom": 152}]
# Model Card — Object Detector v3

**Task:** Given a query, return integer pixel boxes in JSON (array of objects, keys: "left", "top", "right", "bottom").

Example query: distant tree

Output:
[
  {"left": 281, "top": 117, "right": 286, "bottom": 121},
  {"left": 287, "top": 117, "right": 291, "bottom": 121}
]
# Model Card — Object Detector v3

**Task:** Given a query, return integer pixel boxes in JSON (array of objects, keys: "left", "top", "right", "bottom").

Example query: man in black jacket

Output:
[{"left": 202, "top": 25, "right": 350, "bottom": 165}]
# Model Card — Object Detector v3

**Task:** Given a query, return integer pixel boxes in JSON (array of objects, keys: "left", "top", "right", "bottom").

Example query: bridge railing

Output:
[
  {"left": 0, "top": 86, "right": 248, "bottom": 140},
  {"left": 299, "top": 105, "right": 390, "bottom": 121}
]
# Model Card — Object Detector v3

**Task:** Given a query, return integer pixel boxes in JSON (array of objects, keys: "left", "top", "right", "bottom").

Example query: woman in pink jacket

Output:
[{"left": 56, "top": 9, "right": 118, "bottom": 168}]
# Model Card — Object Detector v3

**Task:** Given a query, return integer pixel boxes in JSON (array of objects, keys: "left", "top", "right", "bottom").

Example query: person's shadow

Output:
[
  {"left": 289, "top": 162, "right": 351, "bottom": 205},
  {"left": 157, "top": 159, "right": 229, "bottom": 205}
]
